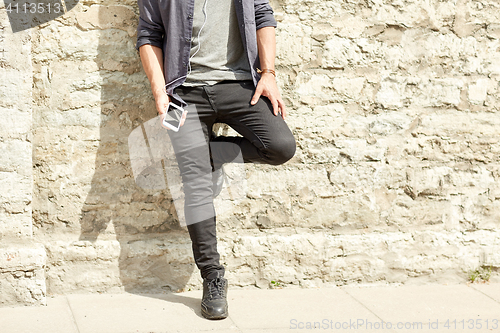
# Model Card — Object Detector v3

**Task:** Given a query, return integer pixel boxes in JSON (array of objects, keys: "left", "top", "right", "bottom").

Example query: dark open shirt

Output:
[{"left": 136, "top": 0, "right": 277, "bottom": 106}]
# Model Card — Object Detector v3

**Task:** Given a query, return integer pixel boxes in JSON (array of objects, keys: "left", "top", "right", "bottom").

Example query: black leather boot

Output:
[{"left": 201, "top": 277, "right": 228, "bottom": 319}]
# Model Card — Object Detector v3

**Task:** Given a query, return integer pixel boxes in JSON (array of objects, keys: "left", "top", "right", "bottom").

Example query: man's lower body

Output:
[{"left": 167, "top": 80, "right": 296, "bottom": 319}]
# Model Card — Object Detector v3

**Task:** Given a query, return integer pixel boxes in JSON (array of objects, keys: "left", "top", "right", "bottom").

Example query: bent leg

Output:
[{"left": 206, "top": 81, "right": 296, "bottom": 166}]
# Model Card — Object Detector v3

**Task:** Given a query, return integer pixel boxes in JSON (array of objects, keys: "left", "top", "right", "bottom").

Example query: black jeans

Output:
[{"left": 168, "top": 80, "right": 296, "bottom": 280}]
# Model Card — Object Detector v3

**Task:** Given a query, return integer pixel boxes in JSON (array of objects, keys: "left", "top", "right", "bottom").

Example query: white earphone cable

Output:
[{"left": 163, "top": 0, "right": 209, "bottom": 93}]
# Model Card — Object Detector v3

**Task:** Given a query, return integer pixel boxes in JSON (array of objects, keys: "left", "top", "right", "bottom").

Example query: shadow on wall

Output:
[
  {"left": 4, "top": 0, "right": 79, "bottom": 32},
  {"left": 77, "top": 5, "right": 194, "bottom": 293}
]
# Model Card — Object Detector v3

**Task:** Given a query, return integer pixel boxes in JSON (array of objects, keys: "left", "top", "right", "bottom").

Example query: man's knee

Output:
[{"left": 265, "top": 133, "right": 296, "bottom": 165}]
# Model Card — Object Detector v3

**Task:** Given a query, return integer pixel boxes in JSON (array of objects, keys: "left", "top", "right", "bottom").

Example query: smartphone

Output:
[{"left": 162, "top": 102, "right": 187, "bottom": 132}]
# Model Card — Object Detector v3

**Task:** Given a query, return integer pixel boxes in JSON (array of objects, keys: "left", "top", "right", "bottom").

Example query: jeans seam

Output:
[{"left": 203, "top": 86, "right": 218, "bottom": 115}]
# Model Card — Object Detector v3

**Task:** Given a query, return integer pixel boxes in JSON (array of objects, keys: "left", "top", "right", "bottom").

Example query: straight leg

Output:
[{"left": 167, "top": 86, "right": 224, "bottom": 280}]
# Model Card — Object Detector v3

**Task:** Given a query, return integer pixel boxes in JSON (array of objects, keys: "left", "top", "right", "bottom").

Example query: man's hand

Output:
[
  {"left": 253, "top": 26, "right": 286, "bottom": 119},
  {"left": 251, "top": 73, "right": 287, "bottom": 119},
  {"left": 155, "top": 88, "right": 170, "bottom": 116},
  {"left": 155, "top": 89, "right": 187, "bottom": 129},
  {"left": 138, "top": 45, "right": 187, "bottom": 129}
]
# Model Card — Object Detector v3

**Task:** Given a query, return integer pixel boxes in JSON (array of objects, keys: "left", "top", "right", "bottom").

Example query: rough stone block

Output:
[
  {"left": 468, "top": 78, "right": 489, "bottom": 105},
  {"left": 0, "top": 242, "right": 47, "bottom": 306},
  {"left": 322, "top": 36, "right": 361, "bottom": 69},
  {"left": 0, "top": 140, "right": 32, "bottom": 176}
]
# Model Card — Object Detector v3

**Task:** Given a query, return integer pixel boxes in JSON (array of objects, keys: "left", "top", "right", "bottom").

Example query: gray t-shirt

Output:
[{"left": 183, "top": 0, "right": 253, "bottom": 86}]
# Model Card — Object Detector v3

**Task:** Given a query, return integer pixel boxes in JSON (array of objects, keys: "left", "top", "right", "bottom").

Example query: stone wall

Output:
[
  {"left": 1, "top": 0, "right": 500, "bottom": 304},
  {"left": 0, "top": 1, "right": 46, "bottom": 306}
]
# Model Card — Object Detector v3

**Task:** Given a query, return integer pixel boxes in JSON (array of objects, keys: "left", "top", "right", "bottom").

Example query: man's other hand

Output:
[{"left": 251, "top": 73, "right": 287, "bottom": 119}]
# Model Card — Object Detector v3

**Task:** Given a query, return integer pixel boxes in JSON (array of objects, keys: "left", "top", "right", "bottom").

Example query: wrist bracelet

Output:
[{"left": 256, "top": 68, "right": 276, "bottom": 77}]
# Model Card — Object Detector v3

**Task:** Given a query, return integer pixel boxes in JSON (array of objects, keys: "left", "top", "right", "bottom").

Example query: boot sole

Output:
[{"left": 201, "top": 306, "right": 228, "bottom": 320}]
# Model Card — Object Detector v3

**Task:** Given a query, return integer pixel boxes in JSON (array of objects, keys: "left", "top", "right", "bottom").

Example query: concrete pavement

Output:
[{"left": 1, "top": 282, "right": 499, "bottom": 333}]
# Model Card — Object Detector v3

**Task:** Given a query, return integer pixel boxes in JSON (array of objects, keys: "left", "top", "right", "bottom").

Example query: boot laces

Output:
[{"left": 207, "top": 277, "right": 226, "bottom": 300}]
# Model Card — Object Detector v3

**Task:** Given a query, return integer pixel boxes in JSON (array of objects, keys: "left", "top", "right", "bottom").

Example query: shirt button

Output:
[
  {"left": 185, "top": 37, "right": 191, "bottom": 42},
  {"left": 188, "top": 14, "right": 193, "bottom": 19}
]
